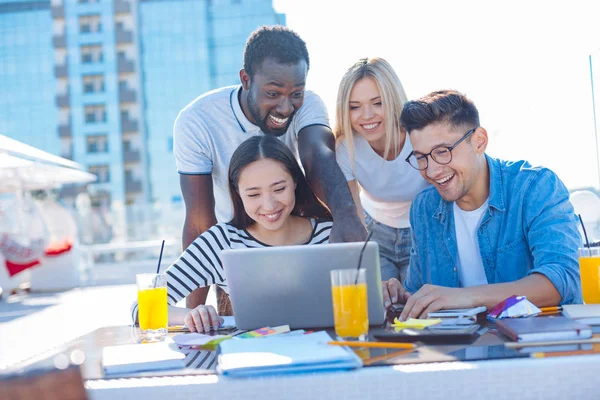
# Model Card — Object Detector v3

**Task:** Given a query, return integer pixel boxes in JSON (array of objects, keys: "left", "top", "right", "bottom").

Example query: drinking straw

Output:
[
  {"left": 152, "top": 239, "right": 165, "bottom": 288},
  {"left": 355, "top": 230, "right": 374, "bottom": 284},
  {"left": 578, "top": 214, "right": 592, "bottom": 256},
  {"left": 156, "top": 239, "right": 165, "bottom": 274}
]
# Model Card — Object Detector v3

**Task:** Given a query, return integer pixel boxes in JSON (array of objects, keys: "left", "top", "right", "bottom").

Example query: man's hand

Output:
[
  {"left": 329, "top": 212, "right": 367, "bottom": 243},
  {"left": 184, "top": 304, "right": 224, "bottom": 333},
  {"left": 382, "top": 278, "right": 411, "bottom": 309},
  {"left": 399, "top": 284, "right": 477, "bottom": 320}
]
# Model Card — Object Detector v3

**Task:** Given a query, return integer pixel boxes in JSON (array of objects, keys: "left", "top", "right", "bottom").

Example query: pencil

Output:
[
  {"left": 505, "top": 337, "right": 600, "bottom": 348},
  {"left": 531, "top": 349, "right": 600, "bottom": 358},
  {"left": 538, "top": 306, "right": 562, "bottom": 313},
  {"left": 362, "top": 348, "right": 415, "bottom": 365},
  {"left": 328, "top": 341, "right": 415, "bottom": 349}
]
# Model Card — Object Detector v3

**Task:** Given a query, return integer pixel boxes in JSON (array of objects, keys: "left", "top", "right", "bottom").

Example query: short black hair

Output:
[
  {"left": 400, "top": 90, "right": 480, "bottom": 133},
  {"left": 243, "top": 25, "right": 310, "bottom": 77}
]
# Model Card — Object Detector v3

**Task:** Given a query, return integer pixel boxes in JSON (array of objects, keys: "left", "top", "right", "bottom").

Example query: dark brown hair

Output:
[
  {"left": 228, "top": 135, "right": 331, "bottom": 229},
  {"left": 400, "top": 89, "right": 480, "bottom": 133}
]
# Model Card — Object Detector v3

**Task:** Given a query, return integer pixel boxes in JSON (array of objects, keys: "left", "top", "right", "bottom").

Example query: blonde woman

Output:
[{"left": 334, "top": 57, "right": 428, "bottom": 282}]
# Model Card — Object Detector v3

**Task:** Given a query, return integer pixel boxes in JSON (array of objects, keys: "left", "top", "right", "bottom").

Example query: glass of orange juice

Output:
[
  {"left": 579, "top": 247, "right": 600, "bottom": 304},
  {"left": 136, "top": 273, "right": 168, "bottom": 341},
  {"left": 331, "top": 268, "right": 369, "bottom": 340}
]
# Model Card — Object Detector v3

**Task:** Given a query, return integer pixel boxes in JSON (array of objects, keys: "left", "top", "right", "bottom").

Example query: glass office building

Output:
[
  {"left": 0, "top": 0, "right": 285, "bottom": 216},
  {"left": 0, "top": 0, "right": 59, "bottom": 155}
]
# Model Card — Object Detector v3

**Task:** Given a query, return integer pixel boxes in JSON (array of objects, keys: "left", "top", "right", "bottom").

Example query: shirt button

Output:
[{"left": 453, "top": 267, "right": 457, "bottom": 272}]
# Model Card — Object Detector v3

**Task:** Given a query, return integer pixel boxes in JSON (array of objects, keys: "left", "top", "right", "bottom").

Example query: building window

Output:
[
  {"left": 87, "top": 134, "right": 108, "bottom": 153},
  {"left": 82, "top": 74, "right": 104, "bottom": 93},
  {"left": 167, "top": 137, "right": 173, "bottom": 152},
  {"left": 79, "top": 15, "right": 102, "bottom": 34},
  {"left": 124, "top": 169, "right": 134, "bottom": 182},
  {"left": 123, "top": 139, "right": 132, "bottom": 151},
  {"left": 89, "top": 165, "right": 110, "bottom": 183},
  {"left": 81, "top": 45, "right": 103, "bottom": 64},
  {"left": 85, "top": 105, "right": 106, "bottom": 123}
]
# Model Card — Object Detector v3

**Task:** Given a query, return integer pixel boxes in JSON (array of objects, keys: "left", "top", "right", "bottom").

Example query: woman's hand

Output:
[{"left": 184, "top": 304, "right": 224, "bottom": 333}]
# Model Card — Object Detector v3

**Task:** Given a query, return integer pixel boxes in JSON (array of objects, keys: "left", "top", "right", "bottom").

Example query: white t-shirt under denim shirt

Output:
[
  {"left": 336, "top": 135, "right": 429, "bottom": 228},
  {"left": 174, "top": 85, "right": 330, "bottom": 223},
  {"left": 453, "top": 200, "right": 489, "bottom": 287}
]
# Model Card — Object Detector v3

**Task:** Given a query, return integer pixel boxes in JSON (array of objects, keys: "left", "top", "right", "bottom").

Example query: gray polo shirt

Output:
[{"left": 173, "top": 85, "right": 330, "bottom": 222}]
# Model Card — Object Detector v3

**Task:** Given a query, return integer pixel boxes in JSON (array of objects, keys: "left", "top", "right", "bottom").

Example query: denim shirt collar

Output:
[{"left": 433, "top": 154, "right": 506, "bottom": 223}]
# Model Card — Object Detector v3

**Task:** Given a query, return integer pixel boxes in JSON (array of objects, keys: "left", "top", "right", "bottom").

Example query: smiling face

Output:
[
  {"left": 409, "top": 122, "right": 489, "bottom": 210},
  {"left": 237, "top": 157, "right": 297, "bottom": 232},
  {"left": 349, "top": 77, "right": 386, "bottom": 147},
  {"left": 241, "top": 58, "right": 307, "bottom": 136}
]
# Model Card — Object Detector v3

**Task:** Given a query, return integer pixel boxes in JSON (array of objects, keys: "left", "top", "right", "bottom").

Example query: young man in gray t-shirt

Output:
[{"left": 173, "top": 25, "right": 366, "bottom": 309}]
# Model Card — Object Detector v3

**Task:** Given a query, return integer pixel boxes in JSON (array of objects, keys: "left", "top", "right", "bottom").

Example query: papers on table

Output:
[
  {"left": 173, "top": 333, "right": 231, "bottom": 349},
  {"left": 102, "top": 340, "right": 185, "bottom": 375},
  {"left": 428, "top": 307, "right": 487, "bottom": 326},
  {"left": 217, "top": 331, "right": 362, "bottom": 377}
]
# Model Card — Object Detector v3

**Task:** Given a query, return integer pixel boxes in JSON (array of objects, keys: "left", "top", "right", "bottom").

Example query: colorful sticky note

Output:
[
  {"left": 391, "top": 317, "right": 442, "bottom": 330},
  {"left": 237, "top": 325, "right": 291, "bottom": 338},
  {"left": 488, "top": 295, "right": 541, "bottom": 319}
]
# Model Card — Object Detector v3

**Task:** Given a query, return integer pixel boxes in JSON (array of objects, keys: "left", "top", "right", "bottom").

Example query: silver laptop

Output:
[{"left": 222, "top": 242, "right": 385, "bottom": 330}]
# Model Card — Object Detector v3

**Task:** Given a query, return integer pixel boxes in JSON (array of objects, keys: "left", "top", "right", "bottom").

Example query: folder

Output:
[{"left": 217, "top": 331, "right": 362, "bottom": 377}]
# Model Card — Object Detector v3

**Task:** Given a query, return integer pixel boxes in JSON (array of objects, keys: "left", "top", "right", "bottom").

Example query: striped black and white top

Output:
[{"left": 131, "top": 218, "right": 332, "bottom": 323}]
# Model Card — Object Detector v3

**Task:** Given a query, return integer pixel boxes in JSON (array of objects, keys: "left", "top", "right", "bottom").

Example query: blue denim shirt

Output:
[{"left": 405, "top": 155, "right": 582, "bottom": 304}]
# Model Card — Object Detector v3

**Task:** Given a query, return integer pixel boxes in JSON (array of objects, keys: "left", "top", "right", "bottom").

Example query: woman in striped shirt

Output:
[{"left": 133, "top": 135, "right": 333, "bottom": 333}]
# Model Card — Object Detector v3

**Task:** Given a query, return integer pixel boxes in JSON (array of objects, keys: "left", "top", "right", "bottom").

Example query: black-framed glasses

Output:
[{"left": 405, "top": 127, "right": 478, "bottom": 171}]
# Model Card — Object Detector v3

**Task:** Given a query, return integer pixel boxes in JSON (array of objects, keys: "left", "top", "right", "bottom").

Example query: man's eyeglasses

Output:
[{"left": 405, "top": 127, "right": 478, "bottom": 171}]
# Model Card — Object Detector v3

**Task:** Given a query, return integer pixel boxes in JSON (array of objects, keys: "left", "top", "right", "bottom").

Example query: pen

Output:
[{"left": 328, "top": 341, "right": 415, "bottom": 349}]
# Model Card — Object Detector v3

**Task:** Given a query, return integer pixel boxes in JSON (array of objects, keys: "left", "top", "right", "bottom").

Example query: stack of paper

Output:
[
  {"left": 428, "top": 307, "right": 487, "bottom": 326},
  {"left": 217, "top": 331, "right": 362, "bottom": 377}
]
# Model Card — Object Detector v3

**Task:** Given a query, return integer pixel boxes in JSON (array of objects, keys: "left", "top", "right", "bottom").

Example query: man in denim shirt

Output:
[{"left": 383, "top": 90, "right": 582, "bottom": 320}]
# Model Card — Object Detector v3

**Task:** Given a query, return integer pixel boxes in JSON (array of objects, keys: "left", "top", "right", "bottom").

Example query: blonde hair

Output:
[{"left": 334, "top": 57, "right": 408, "bottom": 164}]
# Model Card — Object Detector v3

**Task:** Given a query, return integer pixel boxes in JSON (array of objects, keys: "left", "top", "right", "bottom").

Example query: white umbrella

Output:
[{"left": 0, "top": 134, "right": 96, "bottom": 192}]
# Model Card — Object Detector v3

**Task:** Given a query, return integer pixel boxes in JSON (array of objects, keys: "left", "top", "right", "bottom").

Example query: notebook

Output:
[
  {"left": 217, "top": 331, "right": 362, "bottom": 377},
  {"left": 562, "top": 304, "right": 600, "bottom": 325},
  {"left": 102, "top": 340, "right": 186, "bottom": 375},
  {"left": 496, "top": 316, "right": 593, "bottom": 343}
]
